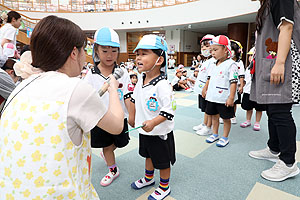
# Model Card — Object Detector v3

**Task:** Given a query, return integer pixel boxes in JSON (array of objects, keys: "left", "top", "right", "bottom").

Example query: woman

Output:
[
  {"left": 249, "top": 0, "right": 300, "bottom": 182},
  {"left": 0, "top": 11, "right": 22, "bottom": 58},
  {"left": 0, "top": 15, "right": 124, "bottom": 199}
]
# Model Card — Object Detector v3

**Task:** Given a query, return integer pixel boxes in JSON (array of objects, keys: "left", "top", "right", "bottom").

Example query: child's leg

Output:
[
  {"left": 247, "top": 109, "right": 253, "bottom": 121},
  {"left": 100, "top": 144, "right": 119, "bottom": 186},
  {"left": 159, "top": 168, "right": 171, "bottom": 191},
  {"left": 255, "top": 111, "right": 263, "bottom": 123},
  {"left": 103, "top": 144, "right": 117, "bottom": 166},
  {"left": 178, "top": 83, "right": 187, "bottom": 89},
  {"left": 207, "top": 114, "right": 212, "bottom": 128},
  {"left": 223, "top": 119, "right": 231, "bottom": 138},
  {"left": 212, "top": 114, "right": 219, "bottom": 135},
  {"left": 131, "top": 158, "right": 155, "bottom": 189}
]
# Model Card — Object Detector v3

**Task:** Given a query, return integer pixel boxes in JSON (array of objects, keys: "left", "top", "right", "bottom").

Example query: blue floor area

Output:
[{"left": 91, "top": 68, "right": 300, "bottom": 200}]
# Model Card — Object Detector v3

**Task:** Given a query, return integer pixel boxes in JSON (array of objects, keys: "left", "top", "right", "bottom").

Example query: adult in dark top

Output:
[{"left": 249, "top": 0, "right": 300, "bottom": 182}]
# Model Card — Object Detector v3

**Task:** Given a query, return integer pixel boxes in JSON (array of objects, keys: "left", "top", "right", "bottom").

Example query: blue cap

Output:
[
  {"left": 133, "top": 35, "right": 168, "bottom": 53},
  {"left": 93, "top": 27, "right": 120, "bottom": 63}
]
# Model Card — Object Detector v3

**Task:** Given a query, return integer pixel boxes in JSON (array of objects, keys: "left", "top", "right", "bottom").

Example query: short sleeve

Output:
[
  {"left": 171, "top": 77, "right": 179, "bottom": 86},
  {"left": 3, "top": 26, "right": 16, "bottom": 41},
  {"left": 229, "top": 63, "right": 238, "bottom": 83},
  {"left": 271, "top": 0, "right": 294, "bottom": 29},
  {"left": 237, "top": 61, "right": 245, "bottom": 78},
  {"left": 158, "top": 81, "right": 175, "bottom": 120},
  {"left": 68, "top": 80, "right": 106, "bottom": 133}
]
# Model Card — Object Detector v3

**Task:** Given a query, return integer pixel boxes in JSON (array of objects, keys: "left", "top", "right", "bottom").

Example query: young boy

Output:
[
  {"left": 202, "top": 35, "right": 238, "bottom": 147},
  {"left": 128, "top": 34, "right": 176, "bottom": 200},
  {"left": 171, "top": 69, "right": 187, "bottom": 91},
  {"left": 187, "top": 68, "right": 199, "bottom": 90}
]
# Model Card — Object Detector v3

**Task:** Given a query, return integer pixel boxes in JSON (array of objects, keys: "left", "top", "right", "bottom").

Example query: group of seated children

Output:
[{"left": 171, "top": 67, "right": 198, "bottom": 92}]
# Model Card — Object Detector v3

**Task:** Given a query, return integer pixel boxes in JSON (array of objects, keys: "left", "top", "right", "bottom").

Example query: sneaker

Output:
[
  {"left": 253, "top": 122, "right": 261, "bottom": 131},
  {"left": 261, "top": 160, "right": 300, "bottom": 182},
  {"left": 196, "top": 126, "right": 212, "bottom": 136},
  {"left": 249, "top": 147, "right": 279, "bottom": 162},
  {"left": 216, "top": 137, "right": 229, "bottom": 147},
  {"left": 148, "top": 187, "right": 171, "bottom": 200},
  {"left": 100, "top": 151, "right": 107, "bottom": 166},
  {"left": 240, "top": 121, "right": 251, "bottom": 128},
  {"left": 219, "top": 118, "right": 224, "bottom": 124},
  {"left": 185, "top": 88, "right": 192, "bottom": 92},
  {"left": 131, "top": 177, "right": 155, "bottom": 190},
  {"left": 231, "top": 117, "right": 237, "bottom": 124},
  {"left": 206, "top": 134, "right": 219, "bottom": 143},
  {"left": 100, "top": 167, "right": 120, "bottom": 186},
  {"left": 193, "top": 123, "right": 205, "bottom": 131}
]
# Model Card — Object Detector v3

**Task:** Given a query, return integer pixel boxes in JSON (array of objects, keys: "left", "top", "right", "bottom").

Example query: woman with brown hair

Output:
[
  {"left": 249, "top": 0, "right": 300, "bottom": 182},
  {"left": 0, "top": 15, "right": 124, "bottom": 199}
]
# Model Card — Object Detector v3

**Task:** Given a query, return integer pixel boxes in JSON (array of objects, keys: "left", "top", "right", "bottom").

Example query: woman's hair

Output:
[
  {"left": 152, "top": 49, "right": 166, "bottom": 68},
  {"left": 7, "top": 11, "right": 21, "bottom": 23},
  {"left": 231, "top": 42, "right": 242, "bottom": 62},
  {"left": 30, "top": 15, "right": 86, "bottom": 72},
  {"left": 256, "top": 0, "right": 271, "bottom": 33}
]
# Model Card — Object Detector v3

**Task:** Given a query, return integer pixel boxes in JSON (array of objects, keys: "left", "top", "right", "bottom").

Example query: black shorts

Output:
[
  {"left": 173, "top": 83, "right": 183, "bottom": 91},
  {"left": 205, "top": 101, "right": 235, "bottom": 119},
  {"left": 91, "top": 118, "right": 130, "bottom": 148},
  {"left": 198, "top": 94, "right": 207, "bottom": 112},
  {"left": 241, "top": 93, "right": 266, "bottom": 111},
  {"left": 139, "top": 131, "right": 176, "bottom": 169},
  {"left": 234, "top": 92, "right": 241, "bottom": 104}
]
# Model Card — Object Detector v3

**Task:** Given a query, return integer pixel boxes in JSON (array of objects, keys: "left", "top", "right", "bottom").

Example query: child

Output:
[
  {"left": 84, "top": 27, "right": 131, "bottom": 186},
  {"left": 240, "top": 47, "right": 265, "bottom": 131},
  {"left": 191, "top": 56, "right": 198, "bottom": 70},
  {"left": 128, "top": 35, "right": 175, "bottom": 200},
  {"left": 128, "top": 71, "right": 138, "bottom": 92},
  {"left": 171, "top": 69, "right": 185, "bottom": 91},
  {"left": 193, "top": 34, "right": 215, "bottom": 136},
  {"left": 187, "top": 68, "right": 199, "bottom": 89},
  {"left": 181, "top": 69, "right": 192, "bottom": 92},
  {"left": 230, "top": 40, "right": 245, "bottom": 124},
  {"left": 168, "top": 55, "right": 175, "bottom": 69},
  {"left": 202, "top": 35, "right": 238, "bottom": 147}
]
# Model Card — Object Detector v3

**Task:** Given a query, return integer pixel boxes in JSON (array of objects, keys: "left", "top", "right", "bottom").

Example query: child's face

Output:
[
  {"left": 97, "top": 46, "right": 119, "bottom": 67},
  {"left": 201, "top": 41, "right": 210, "bottom": 52},
  {"left": 211, "top": 45, "right": 227, "bottom": 61},
  {"left": 176, "top": 72, "right": 182, "bottom": 77},
  {"left": 248, "top": 55, "right": 253, "bottom": 63},
  {"left": 130, "top": 76, "right": 138, "bottom": 84},
  {"left": 194, "top": 70, "right": 199, "bottom": 77},
  {"left": 182, "top": 71, "right": 187, "bottom": 76},
  {"left": 135, "top": 49, "right": 161, "bottom": 73},
  {"left": 12, "top": 17, "right": 22, "bottom": 28}
]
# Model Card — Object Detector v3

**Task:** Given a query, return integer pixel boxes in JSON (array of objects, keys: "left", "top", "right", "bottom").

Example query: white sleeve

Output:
[
  {"left": 229, "top": 63, "right": 239, "bottom": 83},
  {"left": 3, "top": 27, "right": 16, "bottom": 41},
  {"left": 158, "top": 82, "right": 175, "bottom": 120},
  {"left": 68, "top": 80, "right": 106, "bottom": 133},
  {"left": 238, "top": 61, "right": 245, "bottom": 78}
]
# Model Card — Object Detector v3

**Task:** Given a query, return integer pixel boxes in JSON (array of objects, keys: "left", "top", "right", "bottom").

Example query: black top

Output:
[{"left": 270, "top": 0, "right": 294, "bottom": 28}]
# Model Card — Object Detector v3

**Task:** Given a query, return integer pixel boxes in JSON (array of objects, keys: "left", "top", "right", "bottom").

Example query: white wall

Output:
[{"left": 20, "top": 0, "right": 259, "bottom": 30}]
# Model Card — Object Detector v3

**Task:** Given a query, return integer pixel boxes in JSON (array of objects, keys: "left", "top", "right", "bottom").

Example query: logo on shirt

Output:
[
  {"left": 128, "top": 83, "right": 135, "bottom": 92},
  {"left": 233, "top": 72, "right": 238, "bottom": 79},
  {"left": 147, "top": 94, "right": 159, "bottom": 111},
  {"left": 117, "top": 89, "right": 123, "bottom": 100}
]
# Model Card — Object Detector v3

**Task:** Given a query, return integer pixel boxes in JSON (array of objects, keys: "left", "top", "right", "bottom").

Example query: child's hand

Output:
[
  {"left": 238, "top": 85, "right": 243, "bottom": 94},
  {"left": 142, "top": 120, "right": 155, "bottom": 132},
  {"left": 202, "top": 90, "right": 206, "bottom": 98},
  {"left": 225, "top": 97, "right": 234, "bottom": 107}
]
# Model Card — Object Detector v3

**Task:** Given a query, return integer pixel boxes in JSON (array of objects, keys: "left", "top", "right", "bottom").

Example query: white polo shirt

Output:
[
  {"left": 243, "top": 67, "right": 251, "bottom": 94},
  {"left": 131, "top": 73, "right": 175, "bottom": 136},
  {"left": 194, "top": 57, "right": 215, "bottom": 94},
  {"left": 0, "top": 23, "right": 17, "bottom": 55},
  {"left": 236, "top": 60, "right": 245, "bottom": 85},
  {"left": 206, "top": 59, "right": 238, "bottom": 104},
  {"left": 83, "top": 65, "right": 131, "bottom": 118},
  {"left": 171, "top": 76, "right": 180, "bottom": 86}
]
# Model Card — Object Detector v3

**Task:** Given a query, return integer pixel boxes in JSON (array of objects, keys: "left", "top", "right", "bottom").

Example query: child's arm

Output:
[
  {"left": 142, "top": 116, "right": 166, "bottom": 132},
  {"left": 202, "top": 79, "right": 210, "bottom": 98},
  {"left": 238, "top": 77, "right": 245, "bottom": 94},
  {"left": 225, "top": 82, "right": 237, "bottom": 107},
  {"left": 128, "top": 99, "right": 136, "bottom": 127}
]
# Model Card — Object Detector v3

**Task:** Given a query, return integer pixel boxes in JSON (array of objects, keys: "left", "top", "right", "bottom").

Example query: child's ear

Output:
[{"left": 156, "top": 56, "right": 164, "bottom": 66}]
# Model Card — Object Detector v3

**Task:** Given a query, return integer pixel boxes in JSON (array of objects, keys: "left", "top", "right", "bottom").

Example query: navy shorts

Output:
[
  {"left": 91, "top": 118, "right": 130, "bottom": 148},
  {"left": 139, "top": 131, "right": 176, "bottom": 169},
  {"left": 205, "top": 101, "right": 235, "bottom": 119},
  {"left": 241, "top": 93, "right": 266, "bottom": 111},
  {"left": 198, "top": 94, "right": 207, "bottom": 112}
]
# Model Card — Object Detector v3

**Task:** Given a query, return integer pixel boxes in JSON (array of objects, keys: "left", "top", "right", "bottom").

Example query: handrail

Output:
[
  {"left": 1, "top": 0, "right": 198, "bottom": 13},
  {"left": 0, "top": 4, "right": 39, "bottom": 28}
]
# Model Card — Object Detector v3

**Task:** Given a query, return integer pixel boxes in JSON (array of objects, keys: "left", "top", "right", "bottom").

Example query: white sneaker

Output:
[
  {"left": 231, "top": 117, "right": 237, "bottom": 124},
  {"left": 100, "top": 167, "right": 120, "bottom": 186},
  {"left": 193, "top": 123, "right": 205, "bottom": 131},
  {"left": 148, "top": 187, "right": 171, "bottom": 200},
  {"left": 219, "top": 118, "right": 224, "bottom": 124},
  {"left": 249, "top": 147, "right": 279, "bottom": 162},
  {"left": 196, "top": 126, "right": 212, "bottom": 136},
  {"left": 261, "top": 160, "right": 300, "bottom": 182},
  {"left": 131, "top": 177, "right": 155, "bottom": 190}
]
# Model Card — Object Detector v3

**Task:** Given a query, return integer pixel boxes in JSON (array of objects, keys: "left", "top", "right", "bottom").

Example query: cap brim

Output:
[
  {"left": 133, "top": 45, "right": 161, "bottom": 53},
  {"left": 95, "top": 41, "right": 120, "bottom": 48}
]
